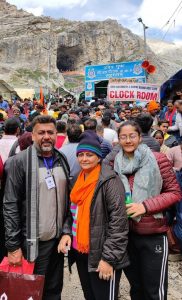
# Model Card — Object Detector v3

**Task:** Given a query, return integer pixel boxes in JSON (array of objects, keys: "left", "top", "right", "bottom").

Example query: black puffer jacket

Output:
[
  {"left": 164, "top": 135, "right": 178, "bottom": 148},
  {"left": 85, "top": 164, "right": 129, "bottom": 271}
]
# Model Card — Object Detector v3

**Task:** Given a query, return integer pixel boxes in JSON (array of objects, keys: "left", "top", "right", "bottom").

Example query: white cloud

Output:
[
  {"left": 118, "top": 0, "right": 182, "bottom": 42},
  {"left": 8, "top": 0, "right": 87, "bottom": 9},
  {"left": 82, "top": 11, "right": 120, "bottom": 21},
  {"left": 138, "top": 0, "right": 182, "bottom": 30},
  {"left": 8, "top": 0, "right": 182, "bottom": 42},
  {"left": 26, "top": 6, "right": 44, "bottom": 16},
  {"left": 173, "top": 39, "right": 182, "bottom": 45},
  {"left": 82, "top": 11, "right": 97, "bottom": 20},
  {"left": 106, "top": 15, "right": 120, "bottom": 21}
]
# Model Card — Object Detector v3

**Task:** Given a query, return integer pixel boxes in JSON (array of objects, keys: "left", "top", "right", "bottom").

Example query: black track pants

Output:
[
  {"left": 124, "top": 233, "right": 168, "bottom": 300},
  {"left": 73, "top": 249, "right": 122, "bottom": 300}
]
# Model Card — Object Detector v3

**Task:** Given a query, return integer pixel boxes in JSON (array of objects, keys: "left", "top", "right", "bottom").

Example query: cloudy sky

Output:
[{"left": 8, "top": 0, "right": 182, "bottom": 43}]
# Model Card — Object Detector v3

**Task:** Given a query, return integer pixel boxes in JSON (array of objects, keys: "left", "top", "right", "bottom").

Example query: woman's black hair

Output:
[
  {"left": 135, "top": 113, "right": 153, "bottom": 133},
  {"left": 118, "top": 120, "right": 142, "bottom": 137},
  {"left": 167, "top": 99, "right": 173, "bottom": 104},
  {"left": 153, "top": 130, "right": 164, "bottom": 139},
  {"left": 158, "top": 119, "right": 169, "bottom": 127}
]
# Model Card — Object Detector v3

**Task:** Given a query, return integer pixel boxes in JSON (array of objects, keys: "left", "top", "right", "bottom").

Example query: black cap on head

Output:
[{"left": 76, "top": 130, "right": 102, "bottom": 158}]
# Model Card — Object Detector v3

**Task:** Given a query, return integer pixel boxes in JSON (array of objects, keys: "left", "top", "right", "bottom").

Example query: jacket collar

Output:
[{"left": 98, "top": 163, "right": 116, "bottom": 184}]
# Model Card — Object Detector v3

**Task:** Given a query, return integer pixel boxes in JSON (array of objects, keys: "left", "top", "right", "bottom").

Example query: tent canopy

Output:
[
  {"left": 14, "top": 88, "right": 35, "bottom": 99},
  {"left": 0, "top": 80, "right": 18, "bottom": 101},
  {"left": 160, "top": 69, "right": 182, "bottom": 104}
]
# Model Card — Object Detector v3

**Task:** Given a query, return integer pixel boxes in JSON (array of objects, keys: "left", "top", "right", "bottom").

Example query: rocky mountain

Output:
[
  {"left": 147, "top": 39, "right": 182, "bottom": 78},
  {"left": 0, "top": 0, "right": 181, "bottom": 91}
]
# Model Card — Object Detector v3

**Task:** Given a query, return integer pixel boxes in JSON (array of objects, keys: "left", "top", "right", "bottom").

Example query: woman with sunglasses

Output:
[{"left": 114, "top": 120, "right": 181, "bottom": 300}]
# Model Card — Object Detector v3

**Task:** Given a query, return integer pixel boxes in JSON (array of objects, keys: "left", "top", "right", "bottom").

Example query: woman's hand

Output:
[
  {"left": 126, "top": 203, "right": 146, "bottom": 218},
  {"left": 96, "top": 259, "right": 113, "bottom": 280},
  {"left": 58, "top": 235, "right": 71, "bottom": 254}
]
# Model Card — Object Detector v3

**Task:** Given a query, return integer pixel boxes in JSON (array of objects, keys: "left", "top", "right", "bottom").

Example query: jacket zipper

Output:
[
  {"left": 90, "top": 174, "right": 116, "bottom": 210},
  {"left": 88, "top": 174, "right": 116, "bottom": 269}
]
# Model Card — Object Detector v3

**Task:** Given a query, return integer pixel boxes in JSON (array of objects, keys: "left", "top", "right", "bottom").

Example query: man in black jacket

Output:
[
  {"left": 135, "top": 113, "right": 160, "bottom": 152},
  {"left": 3, "top": 115, "right": 71, "bottom": 300},
  {"left": 84, "top": 118, "right": 112, "bottom": 158}
]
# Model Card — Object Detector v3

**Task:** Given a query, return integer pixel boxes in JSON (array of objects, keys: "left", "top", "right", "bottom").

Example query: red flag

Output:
[
  {"left": 39, "top": 86, "right": 44, "bottom": 106},
  {"left": 39, "top": 86, "right": 48, "bottom": 114}
]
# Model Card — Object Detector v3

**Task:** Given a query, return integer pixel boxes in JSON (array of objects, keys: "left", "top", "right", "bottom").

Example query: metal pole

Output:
[
  {"left": 138, "top": 18, "right": 148, "bottom": 82},
  {"left": 47, "top": 41, "right": 50, "bottom": 98},
  {"left": 143, "top": 24, "right": 147, "bottom": 60},
  {"left": 47, "top": 22, "right": 51, "bottom": 101},
  {"left": 137, "top": 18, "right": 148, "bottom": 60}
]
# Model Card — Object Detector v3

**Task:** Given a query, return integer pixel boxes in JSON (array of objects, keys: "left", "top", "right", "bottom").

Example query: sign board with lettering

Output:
[
  {"left": 85, "top": 61, "right": 146, "bottom": 100},
  {"left": 108, "top": 82, "right": 160, "bottom": 102}
]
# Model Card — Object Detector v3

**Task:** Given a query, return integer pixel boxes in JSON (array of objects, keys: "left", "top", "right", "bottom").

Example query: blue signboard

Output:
[
  {"left": 85, "top": 60, "right": 146, "bottom": 100},
  {"left": 85, "top": 61, "right": 145, "bottom": 81}
]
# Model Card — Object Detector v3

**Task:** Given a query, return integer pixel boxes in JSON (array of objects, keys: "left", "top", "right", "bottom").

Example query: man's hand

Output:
[
  {"left": 96, "top": 260, "right": 113, "bottom": 280},
  {"left": 126, "top": 203, "right": 146, "bottom": 218},
  {"left": 8, "top": 248, "right": 23, "bottom": 266},
  {"left": 58, "top": 235, "right": 71, "bottom": 254}
]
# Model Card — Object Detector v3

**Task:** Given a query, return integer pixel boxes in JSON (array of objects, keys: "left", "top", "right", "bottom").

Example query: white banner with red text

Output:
[{"left": 108, "top": 81, "right": 160, "bottom": 102}]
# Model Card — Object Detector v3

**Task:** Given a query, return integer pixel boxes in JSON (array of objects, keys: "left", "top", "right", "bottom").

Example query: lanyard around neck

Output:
[{"left": 43, "top": 157, "right": 54, "bottom": 173}]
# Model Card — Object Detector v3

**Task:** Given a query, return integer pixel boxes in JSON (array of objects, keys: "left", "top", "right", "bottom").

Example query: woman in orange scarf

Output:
[{"left": 58, "top": 130, "right": 129, "bottom": 300}]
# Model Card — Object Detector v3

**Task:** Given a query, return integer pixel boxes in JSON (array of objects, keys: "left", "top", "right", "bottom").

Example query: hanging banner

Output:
[{"left": 108, "top": 81, "right": 160, "bottom": 102}]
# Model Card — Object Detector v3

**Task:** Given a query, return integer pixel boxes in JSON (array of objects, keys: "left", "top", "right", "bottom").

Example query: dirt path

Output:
[{"left": 62, "top": 260, "right": 182, "bottom": 299}]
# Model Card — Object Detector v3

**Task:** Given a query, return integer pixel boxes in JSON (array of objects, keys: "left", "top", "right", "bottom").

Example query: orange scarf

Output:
[{"left": 70, "top": 164, "right": 101, "bottom": 253}]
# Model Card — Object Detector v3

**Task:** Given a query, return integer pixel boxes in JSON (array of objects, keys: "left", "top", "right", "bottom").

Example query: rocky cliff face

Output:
[
  {"left": 147, "top": 39, "right": 182, "bottom": 76},
  {"left": 0, "top": 0, "right": 181, "bottom": 90},
  {"left": 0, "top": 0, "right": 60, "bottom": 88}
]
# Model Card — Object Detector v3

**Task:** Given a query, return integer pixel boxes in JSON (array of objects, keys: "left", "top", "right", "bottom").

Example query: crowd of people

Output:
[{"left": 0, "top": 92, "right": 182, "bottom": 300}]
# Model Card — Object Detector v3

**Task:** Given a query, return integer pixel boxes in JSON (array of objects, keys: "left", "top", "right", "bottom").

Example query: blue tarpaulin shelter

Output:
[{"left": 160, "top": 69, "right": 182, "bottom": 104}]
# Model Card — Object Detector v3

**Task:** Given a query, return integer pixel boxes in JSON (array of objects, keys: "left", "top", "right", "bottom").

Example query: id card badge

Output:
[{"left": 45, "top": 175, "right": 56, "bottom": 190}]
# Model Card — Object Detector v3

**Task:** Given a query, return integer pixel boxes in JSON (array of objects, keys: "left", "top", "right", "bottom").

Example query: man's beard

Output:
[
  {"left": 34, "top": 142, "right": 53, "bottom": 153},
  {"left": 41, "top": 144, "right": 53, "bottom": 152}
]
